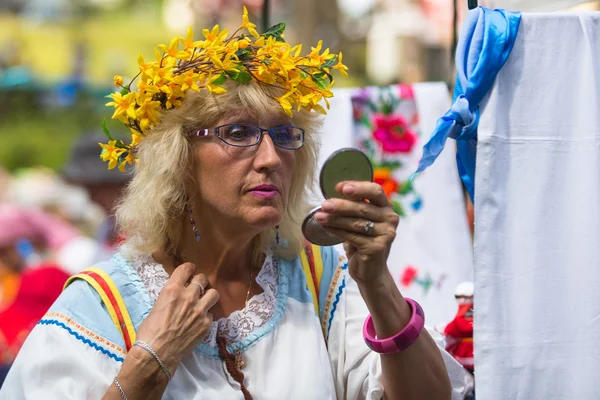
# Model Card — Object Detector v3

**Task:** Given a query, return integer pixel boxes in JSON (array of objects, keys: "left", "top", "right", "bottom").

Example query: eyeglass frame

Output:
[{"left": 191, "top": 123, "right": 305, "bottom": 150}]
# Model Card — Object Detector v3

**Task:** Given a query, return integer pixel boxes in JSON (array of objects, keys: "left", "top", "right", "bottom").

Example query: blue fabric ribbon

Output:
[{"left": 413, "top": 7, "right": 522, "bottom": 200}]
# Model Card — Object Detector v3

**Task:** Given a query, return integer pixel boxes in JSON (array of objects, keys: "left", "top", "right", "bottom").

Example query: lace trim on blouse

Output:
[{"left": 129, "top": 253, "right": 278, "bottom": 348}]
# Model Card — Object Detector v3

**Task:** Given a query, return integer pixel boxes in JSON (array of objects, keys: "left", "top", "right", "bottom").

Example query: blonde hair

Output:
[{"left": 116, "top": 81, "right": 322, "bottom": 261}]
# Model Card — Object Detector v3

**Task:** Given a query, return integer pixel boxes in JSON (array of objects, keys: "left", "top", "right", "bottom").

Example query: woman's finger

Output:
[
  {"left": 170, "top": 262, "right": 197, "bottom": 286},
  {"left": 197, "top": 288, "right": 220, "bottom": 311},
  {"left": 320, "top": 225, "right": 373, "bottom": 248},
  {"left": 187, "top": 273, "right": 209, "bottom": 297},
  {"left": 315, "top": 213, "right": 390, "bottom": 237},
  {"left": 321, "top": 198, "right": 388, "bottom": 222},
  {"left": 335, "top": 181, "right": 390, "bottom": 208}
]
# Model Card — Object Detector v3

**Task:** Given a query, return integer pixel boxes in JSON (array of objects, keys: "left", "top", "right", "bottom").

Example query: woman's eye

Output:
[{"left": 229, "top": 128, "right": 251, "bottom": 140}]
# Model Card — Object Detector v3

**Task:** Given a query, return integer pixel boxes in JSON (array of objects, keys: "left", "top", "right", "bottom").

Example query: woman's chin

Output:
[{"left": 241, "top": 207, "right": 283, "bottom": 229}]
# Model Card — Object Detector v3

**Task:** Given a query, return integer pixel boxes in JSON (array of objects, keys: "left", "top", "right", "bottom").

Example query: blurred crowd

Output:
[{"left": 0, "top": 133, "right": 130, "bottom": 382}]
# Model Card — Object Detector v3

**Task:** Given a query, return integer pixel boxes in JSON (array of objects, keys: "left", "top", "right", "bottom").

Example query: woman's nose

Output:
[{"left": 253, "top": 133, "right": 282, "bottom": 171}]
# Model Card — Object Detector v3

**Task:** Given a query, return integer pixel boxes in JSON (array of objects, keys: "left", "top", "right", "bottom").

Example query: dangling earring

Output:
[
  {"left": 275, "top": 225, "right": 280, "bottom": 245},
  {"left": 187, "top": 203, "right": 201, "bottom": 242}
]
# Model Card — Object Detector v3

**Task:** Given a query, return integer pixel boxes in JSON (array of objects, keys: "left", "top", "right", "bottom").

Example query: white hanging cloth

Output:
[{"left": 475, "top": 11, "right": 600, "bottom": 399}]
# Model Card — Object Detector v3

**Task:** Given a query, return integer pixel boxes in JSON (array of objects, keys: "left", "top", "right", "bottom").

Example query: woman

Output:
[{"left": 1, "top": 11, "right": 469, "bottom": 399}]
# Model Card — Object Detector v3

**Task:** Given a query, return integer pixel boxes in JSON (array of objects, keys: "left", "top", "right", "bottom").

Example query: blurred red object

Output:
[
  {"left": 444, "top": 302, "right": 474, "bottom": 372},
  {"left": 0, "top": 265, "right": 69, "bottom": 364},
  {"left": 400, "top": 266, "right": 418, "bottom": 287}
]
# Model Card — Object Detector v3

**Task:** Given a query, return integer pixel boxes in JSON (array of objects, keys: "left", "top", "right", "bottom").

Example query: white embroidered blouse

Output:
[{"left": 1, "top": 247, "right": 471, "bottom": 399}]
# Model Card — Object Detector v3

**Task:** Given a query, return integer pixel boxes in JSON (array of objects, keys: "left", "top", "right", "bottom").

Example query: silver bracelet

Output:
[
  {"left": 113, "top": 377, "right": 128, "bottom": 400},
  {"left": 133, "top": 340, "right": 173, "bottom": 382}
]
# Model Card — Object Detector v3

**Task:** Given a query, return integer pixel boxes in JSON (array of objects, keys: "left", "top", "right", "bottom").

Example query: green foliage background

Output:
[{"left": 0, "top": 88, "right": 125, "bottom": 172}]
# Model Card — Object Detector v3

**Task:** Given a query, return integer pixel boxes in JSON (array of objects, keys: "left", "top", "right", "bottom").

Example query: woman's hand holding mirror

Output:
[{"left": 314, "top": 180, "right": 399, "bottom": 286}]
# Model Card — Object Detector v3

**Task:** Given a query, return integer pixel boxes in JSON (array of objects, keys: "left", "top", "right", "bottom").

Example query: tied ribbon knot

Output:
[
  {"left": 412, "top": 7, "right": 522, "bottom": 200},
  {"left": 446, "top": 95, "right": 479, "bottom": 141}
]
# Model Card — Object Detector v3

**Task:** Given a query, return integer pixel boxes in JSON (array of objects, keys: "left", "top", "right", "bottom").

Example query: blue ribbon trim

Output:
[
  {"left": 38, "top": 319, "right": 125, "bottom": 362},
  {"left": 413, "top": 7, "right": 522, "bottom": 200}
]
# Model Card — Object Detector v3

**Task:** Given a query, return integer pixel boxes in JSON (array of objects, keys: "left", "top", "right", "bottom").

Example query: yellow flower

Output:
[
  {"left": 130, "top": 131, "right": 143, "bottom": 147},
  {"left": 99, "top": 141, "right": 123, "bottom": 170},
  {"left": 158, "top": 36, "right": 189, "bottom": 60},
  {"left": 101, "top": 9, "right": 349, "bottom": 171},
  {"left": 242, "top": 6, "right": 260, "bottom": 38},
  {"left": 118, "top": 152, "right": 136, "bottom": 172},
  {"left": 206, "top": 84, "right": 227, "bottom": 94},
  {"left": 180, "top": 27, "right": 204, "bottom": 50},
  {"left": 333, "top": 52, "right": 349, "bottom": 77},
  {"left": 202, "top": 25, "right": 228, "bottom": 46},
  {"left": 106, "top": 92, "right": 137, "bottom": 120},
  {"left": 276, "top": 91, "right": 295, "bottom": 117},
  {"left": 113, "top": 75, "right": 124, "bottom": 87}
]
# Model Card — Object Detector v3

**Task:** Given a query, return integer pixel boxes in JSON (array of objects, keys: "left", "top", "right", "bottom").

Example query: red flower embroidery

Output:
[
  {"left": 400, "top": 266, "right": 418, "bottom": 287},
  {"left": 372, "top": 114, "right": 417, "bottom": 153},
  {"left": 373, "top": 167, "right": 399, "bottom": 198}
]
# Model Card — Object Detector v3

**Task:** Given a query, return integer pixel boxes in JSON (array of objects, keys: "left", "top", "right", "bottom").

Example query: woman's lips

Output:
[{"left": 249, "top": 184, "right": 279, "bottom": 199}]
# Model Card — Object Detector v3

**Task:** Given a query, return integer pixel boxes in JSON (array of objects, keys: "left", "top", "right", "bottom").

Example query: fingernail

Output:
[
  {"left": 343, "top": 184, "right": 355, "bottom": 195},
  {"left": 322, "top": 201, "right": 334, "bottom": 212},
  {"left": 314, "top": 212, "right": 327, "bottom": 222}
]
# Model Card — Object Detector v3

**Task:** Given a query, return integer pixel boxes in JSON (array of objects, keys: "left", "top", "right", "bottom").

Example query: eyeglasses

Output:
[{"left": 194, "top": 123, "right": 305, "bottom": 150}]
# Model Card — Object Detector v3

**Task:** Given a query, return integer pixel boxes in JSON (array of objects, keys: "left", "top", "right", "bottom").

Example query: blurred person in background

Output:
[
  {"left": 0, "top": 266, "right": 69, "bottom": 384},
  {"left": 62, "top": 133, "right": 131, "bottom": 264},
  {"left": 0, "top": 205, "right": 71, "bottom": 385},
  {"left": 444, "top": 281, "right": 474, "bottom": 374},
  {"left": 0, "top": 204, "right": 79, "bottom": 306}
]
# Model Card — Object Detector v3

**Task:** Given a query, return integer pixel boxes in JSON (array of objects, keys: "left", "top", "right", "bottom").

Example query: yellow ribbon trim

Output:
[
  {"left": 300, "top": 247, "right": 320, "bottom": 318},
  {"left": 64, "top": 267, "right": 137, "bottom": 345}
]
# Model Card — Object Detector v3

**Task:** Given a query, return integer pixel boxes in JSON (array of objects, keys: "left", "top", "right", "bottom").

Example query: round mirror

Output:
[
  {"left": 319, "top": 148, "right": 373, "bottom": 199},
  {"left": 302, "top": 207, "right": 345, "bottom": 246}
]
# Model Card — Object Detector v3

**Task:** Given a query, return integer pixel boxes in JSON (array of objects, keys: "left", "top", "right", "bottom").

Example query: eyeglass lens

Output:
[{"left": 218, "top": 124, "right": 303, "bottom": 149}]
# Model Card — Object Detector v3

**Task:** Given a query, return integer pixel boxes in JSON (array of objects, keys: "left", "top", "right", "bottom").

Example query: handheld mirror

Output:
[{"left": 302, "top": 148, "right": 374, "bottom": 246}]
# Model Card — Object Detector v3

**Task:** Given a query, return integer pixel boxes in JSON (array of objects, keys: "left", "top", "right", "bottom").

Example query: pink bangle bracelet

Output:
[{"left": 362, "top": 298, "right": 425, "bottom": 354}]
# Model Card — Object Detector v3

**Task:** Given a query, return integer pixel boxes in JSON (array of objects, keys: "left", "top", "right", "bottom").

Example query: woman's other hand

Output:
[
  {"left": 315, "top": 181, "right": 399, "bottom": 286},
  {"left": 134, "top": 262, "right": 219, "bottom": 374}
]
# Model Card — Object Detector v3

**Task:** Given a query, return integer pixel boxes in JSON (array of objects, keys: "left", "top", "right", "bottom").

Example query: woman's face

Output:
[{"left": 191, "top": 111, "right": 298, "bottom": 233}]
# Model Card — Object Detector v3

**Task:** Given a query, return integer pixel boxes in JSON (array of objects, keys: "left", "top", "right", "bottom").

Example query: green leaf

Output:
[
  {"left": 263, "top": 23, "right": 286, "bottom": 42},
  {"left": 227, "top": 69, "right": 252, "bottom": 84},
  {"left": 379, "top": 160, "right": 402, "bottom": 170},
  {"left": 311, "top": 73, "right": 328, "bottom": 90},
  {"left": 361, "top": 139, "right": 376, "bottom": 158},
  {"left": 381, "top": 102, "right": 393, "bottom": 115},
  {"left": 211, "top": 72, "right": 226, "bottom": 85},
  {"left": 234, "top": 70, "right": 252, "bottom": 84},
  {"left": 102, "top": 119, "right": 115, "bottom": 141},
  {"left": 120, "top": 88, "right": 130, "bottom": 95},
  {"left": 264, "top": 22, "right": 286, "bottom": 36},
  {"left": 392, "top": 200, "right": 406, "bottom": 217},
  {"left": 104, "top": 94, "right": 114, "bottom": 99},
  {"left": 360, "top": 115, "right": 373, "bottom": 130},
  {"left": 117, "top": 151, "right": 127, "bottom": 164},
  {"left": 225, "top": 70, "right": 239, "bottom": 79},
  {"left": 235, "top": 48, "right": 252, "bottom": 61},
  {"left": 398, "top": 180, "right": 413, "bottom": 195},
  {"left": 322, "top": 55, "right": 338, "bottom": 69}
]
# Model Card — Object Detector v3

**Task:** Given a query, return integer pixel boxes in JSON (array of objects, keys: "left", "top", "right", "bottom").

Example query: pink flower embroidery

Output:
[
  {"left": 397, "top": 84, "right": 415, "bottom": 100},
  {"left": 372, "top": 114, "right": 418, "bottom": 153}
]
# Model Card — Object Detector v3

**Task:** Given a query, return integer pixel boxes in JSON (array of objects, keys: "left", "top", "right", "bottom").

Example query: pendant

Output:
[{"left": 236, "top": 353, "right": 246, "bottom": 370}]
